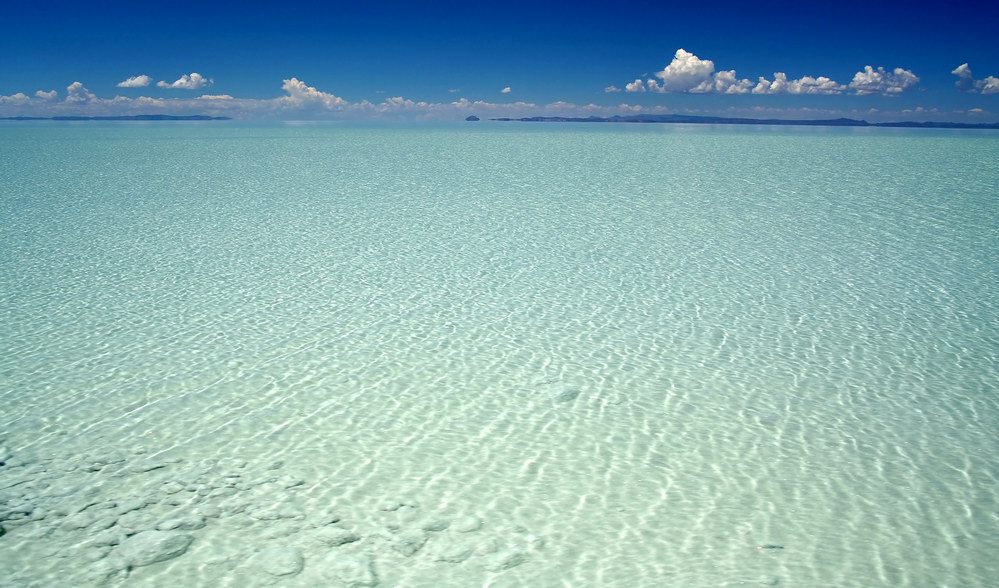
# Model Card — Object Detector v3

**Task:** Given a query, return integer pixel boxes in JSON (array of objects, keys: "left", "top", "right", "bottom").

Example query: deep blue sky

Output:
[{"left": 2, "top": 0, "right": 997, "bottom": 119}]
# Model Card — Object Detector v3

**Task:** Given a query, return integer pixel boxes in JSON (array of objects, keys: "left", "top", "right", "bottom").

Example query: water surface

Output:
[{"left": 1, "top": 122, "right": 997, "bottom": 587}]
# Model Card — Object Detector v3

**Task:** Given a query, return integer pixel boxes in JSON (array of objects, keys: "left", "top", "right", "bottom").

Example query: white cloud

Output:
[
  {"left": 34, "top": 90, "right": 58, "bottom": 100},
  {"left": 952, "top": 63, "right": 975, "bottom": 91},
  {"left": 752, "top": 72, "right": 847, "bottom": 95},
  {"left": 0, "top": 92, "right": 31, "bottom": 105},
  {"left": 198, "top": 94, "right": 234, "bottom": 100},
  {"left": 117, "top": 75, "right": 152, "bottom": 88},
  {"left": 624, "top": 78, "right": 646, "bottom": 92},
  {"left": 653, "top": 49, "right": 716, "bottom": 92},
  {"left": 848, "top": 66, "right": 919, "bottom": 95},
  {"left": 950, "top": 63, "right": 999, "bottom": 94},
  {"left": 157, "top": 73, "right": 212, "bottom": 90},
  {"left": 980, "top": 76, "right": 999, "bottom": 95},
  {"left": 501, "top": 86, "right": 512, "bottom": 94},
  {"left": 448, "top": 88, "right": 461, "bottom": 93},
  {"left": 622, "top": 49, "right": 921, "bottom": 97},
  {"left": 902, "top": 106, "right": 939, "bottom": 114},
  {"left": 130, "top": 96, "right": 167, "bottom": 107},
  {"left": 65, "top": 81, "right": 97, "bottom": 103},
  {"left": 383, "top": 96, "right": 417, "bottom": 108},
  {"left": 957, "top": 64, "right": 999, "bottom": 94},
  {"left": 276, "top": 77, "right": 346, "bottom": 109},
  {"left": 640, "top": 50, "right": 754, "bottom": 94},
  {"left": 696, "top": 69, "right": 754, "bottom": 94},
  {"left": 604, "top": 85, "right": 621, "bottom": 93},
  {"left": 447, "top": 97, "right": 537, "bottom": 111},
  {"left": 968, "top": 108, "right": 985, "bottom": 114}
]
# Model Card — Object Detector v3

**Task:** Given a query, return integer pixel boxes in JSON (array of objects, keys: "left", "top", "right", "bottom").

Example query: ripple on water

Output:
[{"left": 1, "top": 123, "right": 997, "bottom": 587}]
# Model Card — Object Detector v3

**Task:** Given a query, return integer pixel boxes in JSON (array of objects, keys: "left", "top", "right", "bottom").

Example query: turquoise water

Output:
[{"left": 1, "top": 122, "right": 997, "bottom": 587}]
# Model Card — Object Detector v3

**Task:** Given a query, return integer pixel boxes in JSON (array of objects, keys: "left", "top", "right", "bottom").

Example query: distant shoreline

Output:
[
  {"left": 3, "top": 113, "right": 994, "bottom": 129},
  {"left": 0, "top": 114, "right": 231, "bottom": 121},
  {"left": 489, "top": 114, "right": 999, "bottom": 130}
]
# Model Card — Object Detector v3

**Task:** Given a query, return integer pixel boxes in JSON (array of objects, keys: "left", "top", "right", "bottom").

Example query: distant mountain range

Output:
[
  {"left": 0, "top": 114, "right": 231, "bottom": 121},
  {"left": 489, "top": 114, "right": 999, "bottom": 130}
]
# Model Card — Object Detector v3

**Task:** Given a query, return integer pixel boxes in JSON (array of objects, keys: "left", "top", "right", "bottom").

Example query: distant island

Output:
[
  {"left": 491, "top": 114, "right": 999, "bottom": 130},
  {"left": 0, "top": 114, "right": 231, "bottom": 121},
  {"left": 465, "top": 115, "right": 480, "bottom": 121}
]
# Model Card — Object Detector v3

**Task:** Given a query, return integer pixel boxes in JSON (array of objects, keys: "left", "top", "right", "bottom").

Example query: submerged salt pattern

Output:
[{"left": 0, "top": 123, "right": 997, "bottom": 587}]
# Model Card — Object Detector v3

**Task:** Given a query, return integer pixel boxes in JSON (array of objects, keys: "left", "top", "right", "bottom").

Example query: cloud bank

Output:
[
  {"left": 624, "top": 49, "right": 918, "bottom": 97},
  {"left": 2, "top": 78, "right": 565, "bottom": 119},
  {"left": 1, "top": 75, "right": 991, "bottom": 122}
]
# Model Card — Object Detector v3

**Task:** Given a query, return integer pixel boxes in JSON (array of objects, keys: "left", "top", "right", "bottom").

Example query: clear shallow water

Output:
[{"left": 0, "top": 122, "right": 997, "bottom": 587}]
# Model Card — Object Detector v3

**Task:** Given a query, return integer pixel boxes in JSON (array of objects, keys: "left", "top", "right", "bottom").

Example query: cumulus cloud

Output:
[
  {"left": 501, "top": 86, "right": 512, "bottom": 93},
  {"left": 0, "top": 92, "right": 31, "bottom": 105},
  {"left": 604, "top": 85, "right": 621, "bottom": 93},
  {"left": 34, "top": 89, "right": 58, "bottom": 100},
  {"left": 952, "top": 63, "right": 974, "bottom": 91},
  {"left": 117, "top": 75, "right": 152, "bottom": 88},
  {"left": 981, "top": 77, "right": 999, "bottom": 95},
  {"left": 276, "top": 77, "right": 346, "bottom": 109},
  {"left": 382, "top": 96, "right": 418, "bottom": 108},
  {"left": 752, "top": 72, "right": 846, "bottom": 95},
  {"left": 696, "top": 70, "right": 754, "bottom": 94},
  {"left": 642, "top": 49, "right": 764, "bottom": 95},
  {"left": 157, "top": 73, "right": 212, "bottom": 90},
  {"left": 65, "top": 81, "right": 97, "bottom": 103},
  {"left": 631, "top": 50, "right": 753, "bottom": 95},
  {"left": 653, "top": 49, "right": 719, "bottom": 92},
  {"left": 848, "top": 66, "right": 919, "bottom": 95},
  {"left": 624, "top": 78, "right": 646, "bottom": 92},
  {"left": 953, "top": 63, "right": 999, "bottom": 94},
  {"left": 197, "top": 94, "right": 234, "bottom": 100},
  {"left": 622, "top": 49, "right": 918, "bottom": 97}
]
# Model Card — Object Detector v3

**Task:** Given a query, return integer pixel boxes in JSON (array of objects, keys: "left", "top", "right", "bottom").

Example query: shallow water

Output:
[{"left": 1, "top": 122, "right": 997, "bottom": 587}]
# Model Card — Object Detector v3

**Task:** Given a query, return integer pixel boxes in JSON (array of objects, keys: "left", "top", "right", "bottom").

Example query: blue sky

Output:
[{"left": 2, "top": 0, "right": 997, "bottom": 121}]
